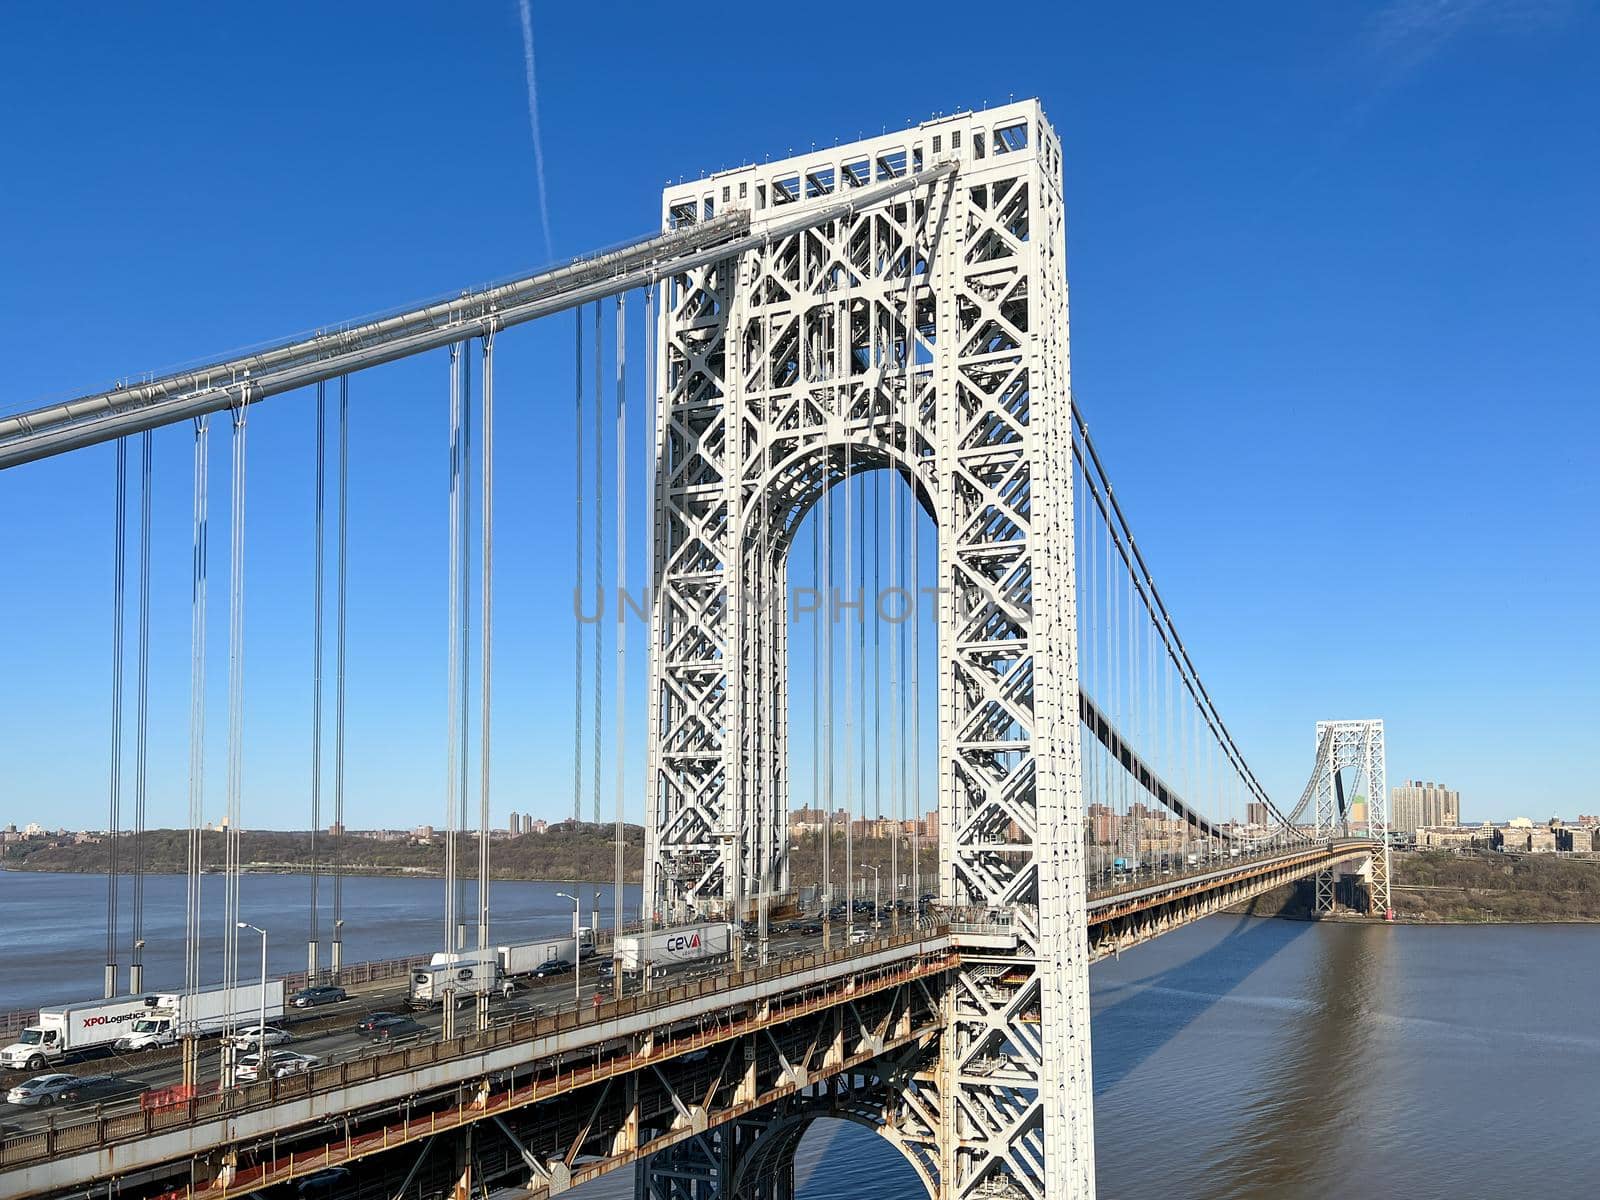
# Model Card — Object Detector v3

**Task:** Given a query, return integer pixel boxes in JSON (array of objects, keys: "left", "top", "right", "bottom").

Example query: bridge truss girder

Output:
[{"left": 649, "top": 101, "right": 1093, "bottom": 1200}]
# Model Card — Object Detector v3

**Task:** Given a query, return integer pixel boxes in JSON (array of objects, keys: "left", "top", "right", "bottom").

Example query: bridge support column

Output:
[{"left": 451, "top": 1125, "right": 475, "bottom": 1200}]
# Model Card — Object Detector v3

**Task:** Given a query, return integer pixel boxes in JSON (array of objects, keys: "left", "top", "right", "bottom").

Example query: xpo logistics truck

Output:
[
  {"left": 113, "top": 982, "right": 287, "bottom": 1051},
  {"left": 0, "top": 995, "right": 154, "bottom": 1070},
  {"left": 614, "top": 922, "right": 734, "bottom": 981}
]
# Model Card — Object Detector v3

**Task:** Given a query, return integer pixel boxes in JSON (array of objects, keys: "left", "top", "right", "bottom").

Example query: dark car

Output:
[
  {"left": 290, "top": 985, "right": 348, "bottom": 1009},
  {"left": 56, "top": 1074, "right": 140, "bottom": 1105},
  {"left": 533, "top": 959, "right": 573, "bottom": 978},
  {"left": 355, "top": 1011, "right": 401, "bottom": 1034},
  {"left": 368, "top": 1017, "right": 428, "bottom": 1044}
]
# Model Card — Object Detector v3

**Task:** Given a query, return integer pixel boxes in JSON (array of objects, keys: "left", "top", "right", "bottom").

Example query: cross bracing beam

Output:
[{"left": 0, "top": 162, "right": 956, "bottom": 471}]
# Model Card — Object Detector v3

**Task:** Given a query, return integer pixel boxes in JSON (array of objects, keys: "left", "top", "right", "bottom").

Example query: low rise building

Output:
[{"left": 1416, "top": 825, "right": 1492, "bottom": 850}]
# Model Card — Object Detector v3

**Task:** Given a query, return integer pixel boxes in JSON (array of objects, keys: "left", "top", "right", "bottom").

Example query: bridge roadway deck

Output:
[{"left": 0, "top": 839, "right": 1377, "bottom": 1199}]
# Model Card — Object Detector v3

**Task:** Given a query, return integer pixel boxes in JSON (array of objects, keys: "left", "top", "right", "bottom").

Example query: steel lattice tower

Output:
[
  {"left": 1310, "top": 719, "right": 1391, "bottom": 914},
  {"left": 645, "top": 101, "right": 1094, "bottom": 1200}
]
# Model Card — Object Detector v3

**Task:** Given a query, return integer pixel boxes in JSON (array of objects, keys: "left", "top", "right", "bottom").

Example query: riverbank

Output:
[
  {"left": 1231, "top": 849, "right": 1600, "bottom": 923},
  {"left": 0, "top": 826, "right": 940, "bottom": 888},
  {"left": 1, "top": 825, "right": 648, "bottom": 883}
]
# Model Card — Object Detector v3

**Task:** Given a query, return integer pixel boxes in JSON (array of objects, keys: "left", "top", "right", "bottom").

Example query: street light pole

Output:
[
  {"left": 237, "top": 921, "right": 267, "bottom": 1066},
  {"left": 556, "top": 891, "right": 580, "bottom": 1008},
  {"left": 866, "top": 865, "right": 882, "bottom": 929}
]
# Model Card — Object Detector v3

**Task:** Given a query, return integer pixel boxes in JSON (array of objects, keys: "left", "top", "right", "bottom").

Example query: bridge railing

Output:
[{"left": 0, "top": 926, "right": 953, "bottom": 1172}]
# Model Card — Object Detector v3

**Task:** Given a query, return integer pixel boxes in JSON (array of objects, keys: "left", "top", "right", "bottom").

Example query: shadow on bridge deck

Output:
[{"left": 1088, "top": 907, "right": 1315, "bottom": 1096}]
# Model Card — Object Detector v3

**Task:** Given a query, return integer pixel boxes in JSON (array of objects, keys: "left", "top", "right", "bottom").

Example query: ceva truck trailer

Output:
[
  {"left": 114, "top": 982, "right": 287, "bottom": 1050},
  {"left": 614, "top": 922, "right": 733, "bottom": 978},
  {"left": 0, "top": 995, "right": 153, "bottom": 1069}
]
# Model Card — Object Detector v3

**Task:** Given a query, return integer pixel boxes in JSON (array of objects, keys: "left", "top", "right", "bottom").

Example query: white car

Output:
[
  {"left": 236, "top": 1050, "right": 320, "bottom": 1082},
  {"left": 226, "top": 1025, "right": 292, "bottom": 1050},
  {"left": 5, "top": 1074, "right": 78, "bottom": 1106}
]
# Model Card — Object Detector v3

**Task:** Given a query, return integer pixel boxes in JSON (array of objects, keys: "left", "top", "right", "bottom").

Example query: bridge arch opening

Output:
[
  {"left": 733, "top": 1111, "right": 935, "bottom": 1200},
  {"left": 773, "top": 439, "right": 941, "bottom": 924}
]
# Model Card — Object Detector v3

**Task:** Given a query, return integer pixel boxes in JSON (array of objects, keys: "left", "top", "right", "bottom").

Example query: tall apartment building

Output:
[{"left": 1391, "top": 780, "right": 1461, "bottom": 835}]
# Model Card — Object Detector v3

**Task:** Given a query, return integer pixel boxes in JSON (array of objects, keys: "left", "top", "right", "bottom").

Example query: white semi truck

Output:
[
  {"left": 496, "top": 931, "right": 593, "bottom": 979},
  {"left": 114, "top": 982, "right": 287, "bottom": 1050},
  {"left": 0, "top": 995, "right": 153, "bottom": 1070},
  {"left": 409, "top": 953, "right": 502, "bottom": 1009},
  {"left": 615, "top": 922, "right": 733, "bottom": 979}
]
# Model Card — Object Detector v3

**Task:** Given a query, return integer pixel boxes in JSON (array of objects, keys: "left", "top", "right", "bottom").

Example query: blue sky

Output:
[{"left": 1, "top": 1, "right": 1595, "bottom": 833}]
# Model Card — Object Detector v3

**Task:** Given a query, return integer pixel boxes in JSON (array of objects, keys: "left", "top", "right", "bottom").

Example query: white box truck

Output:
[
  {"left": 410, "top": 953, "right": 502, "bottom": 1008},
  {"left": 113, "top": 982, "right": 287, "bottom": 1051},
  {"left": 0, "top": 995, "right": 153, "bottom": 1069},
  {"left": 615, "top": 922, "right": 733, "bottom": 978}
]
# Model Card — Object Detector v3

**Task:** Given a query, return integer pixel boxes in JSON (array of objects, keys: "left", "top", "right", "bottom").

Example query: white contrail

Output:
[{"left": 517, "top": 0, "right": 553, "bottom": 257}]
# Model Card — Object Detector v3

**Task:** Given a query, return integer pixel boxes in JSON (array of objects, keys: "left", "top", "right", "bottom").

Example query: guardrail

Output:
[{"left": 0, "top": 926, "right": 952, "bottom": 1172}]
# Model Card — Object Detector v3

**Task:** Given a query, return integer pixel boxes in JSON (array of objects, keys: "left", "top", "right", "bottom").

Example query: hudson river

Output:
[{"left": 4, "top": 870, "right": 1597, "bottom": 1199}]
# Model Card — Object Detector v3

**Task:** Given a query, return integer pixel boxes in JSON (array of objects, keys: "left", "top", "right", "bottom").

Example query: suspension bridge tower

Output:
[
  {"left": 644, "top": 100, "right": 1095, "bottom": 1200},
  {"left": 1309, "top": 719, "right": 1391, "bottom": 915}
]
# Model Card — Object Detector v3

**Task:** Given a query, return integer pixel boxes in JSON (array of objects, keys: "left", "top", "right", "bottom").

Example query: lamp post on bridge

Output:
[
  {"left": 556, "top": 891, "right": 582, "bottom": 1008},
  {"left": 237, "top": 921, "right": 268, "bottom": 1075},
  {"left": 864, "top": 864, "right": 882, "bottom": 931}
]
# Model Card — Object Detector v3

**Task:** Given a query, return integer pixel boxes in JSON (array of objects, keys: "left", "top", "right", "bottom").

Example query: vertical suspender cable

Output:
[
  {"left": 909, "top": 404, "right": 920, "bottom": 917},
  {"left": 131, "top": 429, "right": 152, "bottom": 994},
  {"left": 185, "top": 417, "right": 209, "bottom": 1000},
  {"left": 843, "top": 437, "right": 854, "bottom": 932},
  {"left": 574, "top": 310, "right": 584, "bottom": 824},
  {"left": 593, "top": 302, "right": 603, "bottom": 827},
  {"left": 613, "top": 293, "right": 627, "bottom": 966},
  {"left": 592, "top": 302, "right": 603, "bottom": 924},
  {"left": 457, "top": 345, "right": 473, "bottom": 951},
  {"left": 444, "top": 345, "right": 462, "bottom": 964},
  {"left": 310, "top": 381, "right": 325, "bottom": 978},
  {"left": 856, "top": 440, "right": 867, "bottom": 911},
  {"left": 812, "top": 510, "right": 821, "bottom": 915},
  {"left": 643, "top": 283, "right": 657, "bottom": 933},
  {"left": 872, "top": 466, "right": 882, "bottom": 837},
  {"left": 332, "top": 375, "right": 348, "bottom": 978},
  {"left": 184, "top": 416, "right": 209, "bottom": 1092},
  {"left": 478, "top": 332, "right": 495, "bottom": 969},
  {"left": 106, "top": 437, "right": 126, "bottom": 999},
  {"left": 222, "top": 400, "right": 249, "bottom": 1060},
  {"left": 821, "top": 434, "right": 833, "bottom": 945}
]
